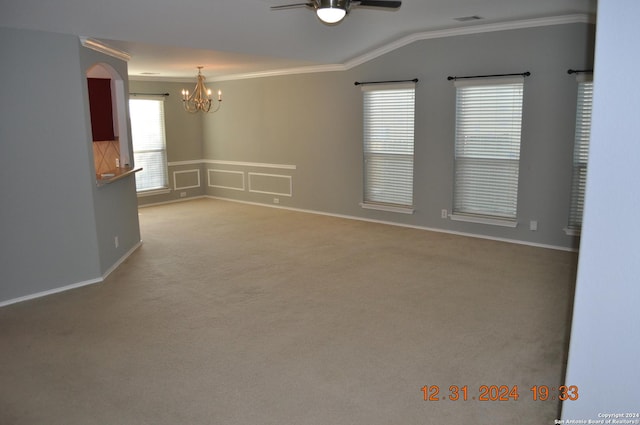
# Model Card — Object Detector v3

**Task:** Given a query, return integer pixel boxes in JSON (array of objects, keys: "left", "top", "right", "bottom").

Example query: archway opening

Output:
[{"left": 86, "top": 63, "right": 130, "bottom": 177}]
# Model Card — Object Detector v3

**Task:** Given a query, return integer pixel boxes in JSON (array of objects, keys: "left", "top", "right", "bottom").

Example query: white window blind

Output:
[
  {"left": 129, "top": 97, "right": 168, "bottom": 193},
  {"left": 453, "top": 77, "right": 524, "bottom": 220},
  {"left": 568, "top": 78, "right": 593, "bottom": 229},
  {"left": 362, "top": 83, "right": 415, "bottom": 209}
]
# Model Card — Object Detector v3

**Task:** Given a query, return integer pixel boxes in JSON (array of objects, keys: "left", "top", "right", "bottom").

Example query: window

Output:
[
  {"left": 568, "top": 77, "right": 593, "bottom": 231},
  {"left": 452, "top": 77, "right": 524, "bottom": 224},
  {"left": 361, "top": 83, "right": 416, "bottom": 212},
  {"left": 129, "top": 97, "right": 169, "bottom": 193}
]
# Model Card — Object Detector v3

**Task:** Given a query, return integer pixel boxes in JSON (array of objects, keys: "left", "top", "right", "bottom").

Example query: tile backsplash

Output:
[{"left": 93, "top": 140, "right": 120, "bottom": 176}]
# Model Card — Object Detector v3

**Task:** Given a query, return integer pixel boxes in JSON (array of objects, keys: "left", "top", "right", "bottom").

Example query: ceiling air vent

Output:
[{"left": 453, "top": 15, "right": 483, "bottom": 22}]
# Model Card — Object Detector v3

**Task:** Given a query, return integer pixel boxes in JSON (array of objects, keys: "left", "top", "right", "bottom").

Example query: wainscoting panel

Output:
[
  {"left": 248, "top": 172, "right": 293, "bottom": 197},
  {"left": 208, "top": 169, "right": 245, "bottom": 191},
  {"left": 173, "top": 169, "right": 201, "bottom": 190}
]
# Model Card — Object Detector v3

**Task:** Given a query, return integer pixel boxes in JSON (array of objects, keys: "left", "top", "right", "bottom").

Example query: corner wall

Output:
[
  {"left": 79, "top": 46, "right": 141, "bottom": 275},
  {"left": 0, "top": 27, "right": 143, "bottom": 305},
  {"left": 0, "top": 27, "right": 101, "bottom": 302},
  {"left": 561, "top": 0, "right": 640, "bottom": 418}
]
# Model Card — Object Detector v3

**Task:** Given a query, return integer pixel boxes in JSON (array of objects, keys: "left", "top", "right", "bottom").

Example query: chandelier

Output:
[{"left": 181, "top": 66, "right": 222, "bottom": 113}]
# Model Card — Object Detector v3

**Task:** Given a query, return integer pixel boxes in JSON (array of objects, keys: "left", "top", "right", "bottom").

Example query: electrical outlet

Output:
[
  {"left": 180, "top": 192, "right": 187, "bottom": 198},
  {"left": 114, "top": 236, "right": 119, "bottom": 248},
  {"left": 530, "top": 220, "right": 538, "bottom": 231},
  {"left": 441, "top": 209, "right": 448, "bottom": 219},
  {"left": 273, "top": 198, "right": 280, "bottom": 204}
]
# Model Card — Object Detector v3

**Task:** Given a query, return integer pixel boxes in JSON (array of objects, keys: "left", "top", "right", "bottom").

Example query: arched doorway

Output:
[{"left": 86, "top": 63, "right": 131, "bottom": 176}]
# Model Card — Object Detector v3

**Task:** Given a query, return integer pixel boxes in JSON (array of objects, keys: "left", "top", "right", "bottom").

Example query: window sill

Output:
[
  {"left": 360, "top": 202, "right": 414, "bottom": 215},
  {"left": 137, "top": 188, "right": 171, "bottom": 197},
  {"left": 450, "top": 213, "right": 517, "bottom": 228},
  {"left": 563, "top": 227, "right": 581, "bottom": 236}
]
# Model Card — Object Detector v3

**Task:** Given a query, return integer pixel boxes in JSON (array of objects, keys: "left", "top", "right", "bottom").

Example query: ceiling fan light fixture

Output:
[
  {"left": 316, "top": 7, "right": 346, "bottom": 23},
  {"left": 316, "top": 0, "right": 347, "bottom": 24}
]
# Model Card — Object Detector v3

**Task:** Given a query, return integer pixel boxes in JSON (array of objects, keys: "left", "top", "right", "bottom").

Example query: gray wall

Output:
[
  {"left": 203, "top": 23, "right": 595, "bottom": 250},
  {"left": 0, "top": 27, "right": 141, "bottom": 304},
  {"left": 562, "top": 0, "right": 640, "bottom": 417},
  {"left": 129, "top": 80, "right": 206, "bottom": 205},
  {"left": 129, "top": 81, "right": 203, "bottom": 162},
  {"left": 80, "top": 45, "right": 141, "bottom": 275}
]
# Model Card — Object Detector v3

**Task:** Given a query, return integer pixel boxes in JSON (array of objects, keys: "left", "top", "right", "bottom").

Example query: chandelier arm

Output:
[
  {"left": 209, "top": 99, "right": 222, "bottom": 113},
  {"left": 183, "top": 97, "right": 198, "bottom": 113}
]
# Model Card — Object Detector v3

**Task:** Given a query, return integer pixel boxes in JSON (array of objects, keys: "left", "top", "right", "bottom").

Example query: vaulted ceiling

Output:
[{"left": 0, "top": 0, "right": 596, "bottom": 81}]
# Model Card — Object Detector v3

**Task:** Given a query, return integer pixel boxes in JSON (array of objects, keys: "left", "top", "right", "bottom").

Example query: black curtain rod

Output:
[
  {"left": 129, "top": 92, "right": 170, "bottom": 97},
  {"left": 354, "top": 78, "right": 418, "bottom": 86},
  {"left": 567, "top": 69, "right": 593, "bottom": 75},
  {"left": 447, "top": 72, "right": 530, "bottom": 81}
]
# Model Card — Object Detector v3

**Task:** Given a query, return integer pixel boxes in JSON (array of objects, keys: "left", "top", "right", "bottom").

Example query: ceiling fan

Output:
[{"left": 271, "top": 0, "right": 402, "bottom": 25}]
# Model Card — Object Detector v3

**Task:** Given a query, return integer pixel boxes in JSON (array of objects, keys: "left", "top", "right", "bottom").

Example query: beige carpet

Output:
[{"left": 0, "top": 198, "right": 578, "bottom": 425}]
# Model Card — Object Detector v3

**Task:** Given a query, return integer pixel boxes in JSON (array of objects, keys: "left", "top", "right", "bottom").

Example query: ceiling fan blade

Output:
[
  {"left": 354, "top": 0, "right": 401, "bottom": 9},
  {"left": 271, "top": 2, "right": 315, "bottom": 10}
]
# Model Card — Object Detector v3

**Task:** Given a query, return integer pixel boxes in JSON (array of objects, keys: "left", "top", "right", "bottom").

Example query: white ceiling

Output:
[{"left": 0, "top": 0, "right": 596, "bottom": 81}]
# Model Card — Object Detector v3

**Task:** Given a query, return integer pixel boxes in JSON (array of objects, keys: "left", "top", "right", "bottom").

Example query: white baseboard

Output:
[
  {"left": 0, "top": 240, "right": 143, "bottom": 308},
  {"left": 102, "top": 240, "right": 143, "bottom": 280},
  {"left": 205, "top": 196, "right": 578, "bottom": 252},
  {"left": 0, "top": 278, "right": 103, "bottom": 308}
]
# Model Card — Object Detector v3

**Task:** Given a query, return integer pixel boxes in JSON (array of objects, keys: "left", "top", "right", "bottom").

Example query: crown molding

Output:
[
  {"left": 80, "top": 37, "right": 131, "bottom": 62},
  {"left": 129, "top": 75, "right": 195, "bottom": 83},
  {"left": 343, "top": 14, "right": 594, "bottom": 70},
  {"left": 210, "top": 13, "right": 594, "bottom": 82},
  {"left": 212, "top": 64, "right": 345, "bottom": 82},
  {"left": 126, "top": 13, "right": 594, "bottom": 83}
]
